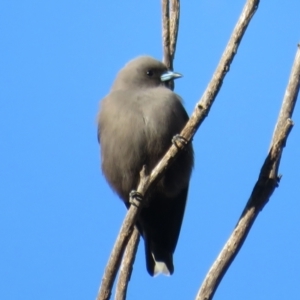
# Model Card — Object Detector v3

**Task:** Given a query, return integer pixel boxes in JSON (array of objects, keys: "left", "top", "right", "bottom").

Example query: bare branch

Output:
[
  {"left": 170, "top": 0, "right": 180, "bottom": 66},
  {"left": 272, "top": 45, "right": 300, "bottom": 141},
  {"left": 162, "top": 0, "right": 171, "bottom": 68},
  {"left": 269, "top": 43, "right": 300, "bottom": 177},
  {"left": 147, "top": 0, "right": 260, "bottom": 187},
  {"left": 97, "top": 0, "right": 259, "bottom": 299},
  {"left": 96, "top": 167, "right": 149, "bottom": 300},
  {"left": 195, "top": 45, "right": 300, "bottom": 300},
  {"left": 115, "top": 228, "right": 140, "bottom": 300},
  {"left": 114, "top": 1, "right": 181, "bottom": 298},
  {"left": 182, "top": 0, "right": 259, "bottom": 139},
  {"left": 162, "top": 0, "right": 180, "bottom": 90}
]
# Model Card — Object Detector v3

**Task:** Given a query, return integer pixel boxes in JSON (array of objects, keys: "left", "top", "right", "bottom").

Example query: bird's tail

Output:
[
  {"left": 144, "top": 232, "right": 174, "bottom": 276},
  {"left": 135, "top": 188, "right": 189, "bottom": 276}
]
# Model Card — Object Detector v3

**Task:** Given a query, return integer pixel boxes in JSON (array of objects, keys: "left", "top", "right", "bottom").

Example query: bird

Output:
[{"left": 97, "top": 56, "right": 193, "bottom": 276}]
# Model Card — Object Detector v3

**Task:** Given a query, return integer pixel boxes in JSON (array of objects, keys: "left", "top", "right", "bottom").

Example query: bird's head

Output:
[{"left": 111, "top": 56, "right": 182, "bottom": 90}]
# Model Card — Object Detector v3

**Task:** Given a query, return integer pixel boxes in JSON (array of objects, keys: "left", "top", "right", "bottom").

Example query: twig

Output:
[
  {"left": 195, "top": 45, "right": 300, "bottom": 300},
  {"left": 115, "top": 228, "right": 140, "bottom": 300},
  {"left": 97, "top": 0, "right": 258, "bottom": 298}
]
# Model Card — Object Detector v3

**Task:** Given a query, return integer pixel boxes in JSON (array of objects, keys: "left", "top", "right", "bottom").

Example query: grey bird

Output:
[{"left": 97, "top": 56, "right": 193, "bottom": 276}]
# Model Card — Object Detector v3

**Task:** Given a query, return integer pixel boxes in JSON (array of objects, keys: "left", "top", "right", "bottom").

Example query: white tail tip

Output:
[{"left": 152, "top": 253, "right": 171, "bottom": 276}]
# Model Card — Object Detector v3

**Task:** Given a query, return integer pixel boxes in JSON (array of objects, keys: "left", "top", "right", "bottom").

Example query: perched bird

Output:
[{"left": 98, "top": 56, "right": 193, "bottom": 276}]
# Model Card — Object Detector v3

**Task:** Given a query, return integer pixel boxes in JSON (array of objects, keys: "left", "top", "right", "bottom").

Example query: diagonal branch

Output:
[
  {"left": 163, "top": 0, "right": 180, "bottom": 70},
  {"left": 195, "top": 44, "right": 300, "bottom": 300},
  {"left": 269, "top": 43, "right": 300, "bottom": 177},
  {"left": 96, "top": 0, "right": 259, "bottom": 299}
]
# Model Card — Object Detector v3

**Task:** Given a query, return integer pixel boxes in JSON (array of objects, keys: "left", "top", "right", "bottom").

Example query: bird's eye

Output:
[{"left": 146, "top": 70, "right": 154, "bottom": 77}]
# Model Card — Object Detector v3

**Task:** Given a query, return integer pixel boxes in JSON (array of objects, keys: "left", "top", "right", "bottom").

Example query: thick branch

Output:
[
  {"left": 97, "top": 0, "right": 259, "bottom": 299},
  {"left": 195, "top": 45, "right": 300, "bottom": 300}
]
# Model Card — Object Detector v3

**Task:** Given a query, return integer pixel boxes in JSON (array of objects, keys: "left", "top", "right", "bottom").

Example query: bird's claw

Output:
[
  {"left": 129, "top": 190, "right": 144, "bottom": 208},
  {"left": 172, "top": 134, "right": 188, "bottom": 149}
]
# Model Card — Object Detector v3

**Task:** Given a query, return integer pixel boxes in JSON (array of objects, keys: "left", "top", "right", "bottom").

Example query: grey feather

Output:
[{"left": 98, "top": 56, "right": 194, "bottom": 276}]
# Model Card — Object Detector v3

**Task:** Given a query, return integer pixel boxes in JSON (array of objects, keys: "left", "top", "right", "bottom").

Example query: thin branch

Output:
[
  {"left": 272, "top": 45, "right": 300, "bottom": 140},
  {"left": 162, "top": 0, "right": 171, "bottom": 69},
  {"left": 97, "top": 167, "right": 149, "bottom": 300},
  {"left": 162, "top": 0, "right": 180, "bottom": 90},
  {"left": 269, "top": 43, "right": 300, "bottom": 177},
  {"left": 113, "top": 1, "right": 181, "bottom": 298},
  {"left": 162, "top": 0, "right": 180, "bottom": 69},
  {"left": 170, "top": 0, "right": 180, "bottom": 63},
  {"left": 195, "top": 45, "right": 300, "bottom": 300},
  {"left": 181, "top": 0, "right": 259, "bottom": 139},
  {"left": 115, "top": 228, "right": 140, "bottom": 300},
  {"left": 97, "top": 0, "right": 259, "bottom": 299},
  {"left": 161, "top": 0, "right": 181, "bottom": 70}
]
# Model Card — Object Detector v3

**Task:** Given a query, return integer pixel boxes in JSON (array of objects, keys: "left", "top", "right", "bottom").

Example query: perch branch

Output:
[
  {"left": 195, "top": 44, "right": 300, "bottom": 300},
  {"left": 97, "top": 0, "right": 259, "bottom": 299},
  {"left": 114, "top": 1, "right": 181, "bottom": 297}
]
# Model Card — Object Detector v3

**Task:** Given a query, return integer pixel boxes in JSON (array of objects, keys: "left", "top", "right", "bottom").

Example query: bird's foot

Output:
[
  {"left": 129, "top": 190, "right": 144, "bottom": 208},
  {"left": 172, "top": 134, "right": 188, "bottom": 149}
]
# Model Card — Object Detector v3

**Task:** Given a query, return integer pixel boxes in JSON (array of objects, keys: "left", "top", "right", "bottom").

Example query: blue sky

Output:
[{"left": 1, "top": 1, "right": 299, "bottom": 299}]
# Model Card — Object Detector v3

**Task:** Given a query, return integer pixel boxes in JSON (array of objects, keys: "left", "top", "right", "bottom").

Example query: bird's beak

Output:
[{"left": 160, "top": 70, "right": 183, "bottom": 82}]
